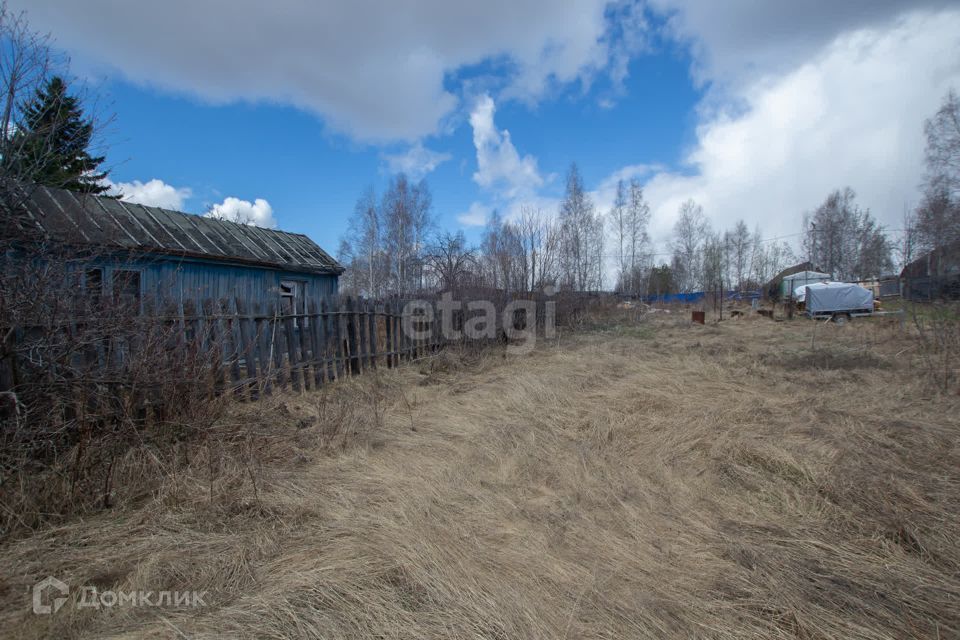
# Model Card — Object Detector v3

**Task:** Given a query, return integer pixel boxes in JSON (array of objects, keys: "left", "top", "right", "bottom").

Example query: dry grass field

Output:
[{"left": 1, "top": 310, "right": 958, "bottom": 639}]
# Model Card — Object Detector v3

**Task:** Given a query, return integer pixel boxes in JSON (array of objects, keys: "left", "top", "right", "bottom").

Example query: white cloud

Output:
[
  {"left": 637, "top": 9, "right": 960, "bottom": 247},
  {"left": 381, "top": 143, "right": 452, "bottom": 180},
  {"left": 470, "top": 94, "right": 544, "bottom": 200},
  {"left": 458, "top": 94, "right": 556, "bottom": 229},
  {"left": 108, "top": 178, "right": 192, "bottom": 210},
  {"left": 16, "top": 0, "right": 649, "bottom": 141},
  {"left": 205, "top": 197, "right": 277, "bottom": 229},
  {"left": 456, "top": 202, "right": 492, "bottom": 227},
  {"left": 648, "top": 0, "right": 954, "bottom": 87}
]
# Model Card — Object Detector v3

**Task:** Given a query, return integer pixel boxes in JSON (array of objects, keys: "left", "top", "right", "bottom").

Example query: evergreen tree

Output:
[{"left": 4, "top": 76, "right": 109, "bottom": 193}]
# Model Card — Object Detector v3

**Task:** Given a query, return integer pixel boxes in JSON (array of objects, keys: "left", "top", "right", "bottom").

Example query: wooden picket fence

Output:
[
  {"left": 0, "top": 290, "right": 561, "bottom": 418},
  {"left": 186, "top": 295, "right": 452, "bottom": 400}
]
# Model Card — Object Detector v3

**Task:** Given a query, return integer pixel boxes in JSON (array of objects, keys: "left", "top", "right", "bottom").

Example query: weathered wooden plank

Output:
[
  {"left": 254, "top": 302, "right": 274, "bottom": 395},
  {"left": 368, "top": 300, "right": 378, "bottom": 369},
  {"left": 301, "top": 306, "right": 318, "bottom": 390},
  {"left": 357, "top": 298, "right": 369, "bottom": 373},
  {"left": 346, "top": 296, "right": 360, "bottom": 375},
  {"left": 236, "top": 298, "right": 259, "bottom": 399},
  {"left": 227, "top": 298, "right": 245, "bottom": 398},
  {"left": 321, "top": 298, "right": 336, "bottom": 382},
  {"left": 282, "top": 308, "right": 302, "bottom": 392},
  {"left": 203, "top": 299, "right": 226, "bottom": 397},
  {"left": 269, "top": 302, "right": 288, "bottom": 391},
  {"left": 331, "top": 296, "right": 345, "bottom": 379},
  {"left": 308, "top": 299, "right": 324, "bottom": 387},
  {"left": 384, "top": 299, "right": 394, "bottom": 369}
]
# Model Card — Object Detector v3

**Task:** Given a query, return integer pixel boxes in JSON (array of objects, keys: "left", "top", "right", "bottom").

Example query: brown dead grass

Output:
[{"left": 1, "top": 312, "right": 959, "bottom": 639}]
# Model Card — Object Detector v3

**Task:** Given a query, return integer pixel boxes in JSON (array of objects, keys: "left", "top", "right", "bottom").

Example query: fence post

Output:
[
  {"left": 236, "top": 298, "right": 259, "bottom": 399},
  {"left": 368, "top": 300, "right": 378, "bottom": 369},
  {"left": 344, "top": 296, "right": 359, "bottom": 375},
  {"left": 332, "top": 295, "right": 345, "bottom": 379},
  {"left": 283, "top": 305, "right": 303, "bottom": 392},
  {"left": 308, "top": 299, "right": 324, "bottom": 387},
  {"left": 226, "top": 298, "right": 245, "bottom": 399},
  {"left": 269, "top": 302, "right": 288, "bottom": 391},
  {"left": 384, "top": 299, "right": 394, "bottom": 369},
  {"left": 322, "top": 297, "right": 337, "bottom": 381},
  {"left": 357, "top": 298, "right": 368, "bottom": 374}
]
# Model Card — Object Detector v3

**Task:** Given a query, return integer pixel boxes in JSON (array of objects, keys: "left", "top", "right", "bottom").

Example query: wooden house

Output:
[{"left": 5, "top": 185, "right": 343, "bottom": 312}]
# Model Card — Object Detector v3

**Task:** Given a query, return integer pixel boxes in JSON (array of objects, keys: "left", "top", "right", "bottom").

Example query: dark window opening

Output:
[
  {"left": 85, "top": 268, "right": 103, "bottom": 300},
  {"left": 113, "top": 270, "right": 142, "bottom": 309},
  {"left": 280, "top": 280, "right": 307, "bottom": 327}
]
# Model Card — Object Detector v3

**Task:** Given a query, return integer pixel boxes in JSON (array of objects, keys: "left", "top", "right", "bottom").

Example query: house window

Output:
[
  {"left": 85, "top": 268, "right": 103, "bottom": 300},
  {"left": 112, "top": 270, "right": 142, "bottom": 309},
  {"left": 280, "top": 280, "right": 307, "bottom": 326}
]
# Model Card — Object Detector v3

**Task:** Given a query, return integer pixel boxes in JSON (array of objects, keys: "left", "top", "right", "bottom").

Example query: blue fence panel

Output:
[{"left": 644, "top": 289, "right": 761, "bottom": 304}]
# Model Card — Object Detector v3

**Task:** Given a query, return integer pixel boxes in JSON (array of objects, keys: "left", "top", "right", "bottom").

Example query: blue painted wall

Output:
[{"left": 80, "top": 253, "right": 339, "bottom": 311}]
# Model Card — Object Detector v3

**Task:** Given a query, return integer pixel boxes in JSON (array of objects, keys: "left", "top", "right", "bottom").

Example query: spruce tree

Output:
[{"left": 5, "top": 76, "right": 109, "bottom": 193}]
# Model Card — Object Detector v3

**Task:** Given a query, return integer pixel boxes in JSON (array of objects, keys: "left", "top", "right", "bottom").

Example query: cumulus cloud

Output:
[
  {"left": 470, "top": 95, "right": 545, "bottom": 200},
  {"left": 649, "top": 0, "right": 955, "bottom": 87},
  {"left": 456, "top": 94, "right": 554, "bottom": 228},
  {"left": 381, "top": 143, "right": 451, "bottom": 180},
  {"left": 456, "top": 202, "right": 492, "bottom": 227},
  {"left": 108, "top": 178, "right": 192, "bottom": 210},
  {"left": 16, "top": 0, "right": 649, "bottom": 141},
  {"left": 638, "top": 9, "right": 960, "bottom": 245},
  {"left": 205, "top": 197, "right": 277, "bottom": 229}
]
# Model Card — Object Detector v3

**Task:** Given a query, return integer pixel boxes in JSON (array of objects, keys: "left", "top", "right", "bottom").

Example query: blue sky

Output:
[
  {"left": 97, "top": 13, "right": 700, "bottom": 251},
  {"left": 12, "top": 0, "right": 960, "bottom": 258}
]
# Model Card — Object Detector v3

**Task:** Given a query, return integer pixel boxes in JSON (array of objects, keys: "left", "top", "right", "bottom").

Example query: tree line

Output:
[{"left": 341, "top": 89, "right": 960, "bottom": 298}]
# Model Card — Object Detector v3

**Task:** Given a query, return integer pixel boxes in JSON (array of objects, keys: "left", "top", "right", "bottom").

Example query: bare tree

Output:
[
  {"left": 670, "top": 199, "right": 709, "bottom": 292},
  {"left": 909, "top": 90, "right": 960, "bottom": 267},
  {"left": 802, "top": 187, "right": 892, "bottom": 281},
  {"left": 923, "top": 89, "right": 960, "bottom": 200},
  {"left": 558, "top": 163, "right": 603, "bottom": 291},
  {"left": 0, "top": 3, "right": 56, "bottom": 222},
  {"left": 724, "top": 219, "right": 752, "bottom": 291},
  {"left": 626, "top": 179, "right": 651, "bottom": 294},
  {"left": 425, "top": 231, "right": 476, "bottom": 291},
  {"left": 338, "top": 187, "right": 388, "bottom": 297},
  {"left": 608, "top": 179, "right": 628, "bottom": 287},
  {"left": 516, "top": 205, "right": 559, "bottom": 291},
  {"left": 380, "top": 173, "right": 433, "bottom": 294}
]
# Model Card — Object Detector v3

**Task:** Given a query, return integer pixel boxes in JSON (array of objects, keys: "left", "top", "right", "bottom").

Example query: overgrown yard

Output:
[{"left": 2, "top": 312, "right": 958, "bottom": 639}]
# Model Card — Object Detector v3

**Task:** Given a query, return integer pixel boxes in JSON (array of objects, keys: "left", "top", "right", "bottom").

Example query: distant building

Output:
[
  {"left": 764, "top": 262, "right": 830, "bottom": 300},
  {"left": 900, "top": 241, "right": 960, "bottom": 301},
  {"left": 3, "top": 185, "right": 343, "bottom": 312}
]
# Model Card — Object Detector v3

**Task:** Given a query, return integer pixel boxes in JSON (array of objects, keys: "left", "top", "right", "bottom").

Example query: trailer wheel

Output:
[{"left": 832, "top": 313, "right": 850, "bottom": 325}]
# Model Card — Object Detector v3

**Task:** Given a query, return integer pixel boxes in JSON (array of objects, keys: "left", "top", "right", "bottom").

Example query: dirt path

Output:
[{"left": 3, "top": 315, "right": 959, "bottom": 638}]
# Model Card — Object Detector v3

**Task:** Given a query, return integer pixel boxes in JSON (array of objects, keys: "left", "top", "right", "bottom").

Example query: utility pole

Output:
[{"left": 810, "top": 222, "right": 816, "bottom": 268}]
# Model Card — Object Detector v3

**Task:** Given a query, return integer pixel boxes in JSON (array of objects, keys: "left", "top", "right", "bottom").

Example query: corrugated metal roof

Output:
[{"left": 10, "top": 185, "right": 343, "bottom": 275}]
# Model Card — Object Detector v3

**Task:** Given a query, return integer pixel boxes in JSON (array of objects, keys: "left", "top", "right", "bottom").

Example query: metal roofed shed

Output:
[
  {"left": 781, "top": 270, "right": 831, "bottom": 299},
  {"left": 804, "top": 282, "right": 874, "bottom": 317},
  {"left": 5, "top": 185, "right": 343, "bottom": 310}
]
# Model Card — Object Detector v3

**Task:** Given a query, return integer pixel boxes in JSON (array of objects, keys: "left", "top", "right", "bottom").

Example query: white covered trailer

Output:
[
  {"left": 781, "top": 270, "right": 830, "bottom": 299},
  {"left": 804, "top": 282, "right": 874, "bottom": 317}
]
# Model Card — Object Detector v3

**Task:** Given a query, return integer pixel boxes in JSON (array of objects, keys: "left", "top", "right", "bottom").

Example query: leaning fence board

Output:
[
  {"left": 345, "top": 297, "right": 360, "bottom": 375},
  {"left": 282, "top": 310, "right": 302, "bottom": 392},
  {"left": 268, "top": 303, "right": 287, "bottom": 391}
]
